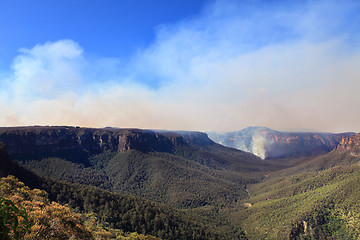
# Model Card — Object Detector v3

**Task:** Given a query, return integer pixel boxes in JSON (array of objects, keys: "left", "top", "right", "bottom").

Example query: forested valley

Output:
[{"left": 1, "top": 126, "right": 360, "bottom": 239}]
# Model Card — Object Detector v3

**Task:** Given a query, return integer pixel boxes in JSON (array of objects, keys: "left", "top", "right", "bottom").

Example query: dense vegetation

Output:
[
  {"left": 230, "top": 160, "right": 360, "bottom": 239},
  {"left": 1, "top": 128, "right": 360, "bottom": 239},
  {"left": 19, "top": 144, "right": 273, "bottom": 208},
  {"left": 0, "top": 194, "right": 30, "bottom": 239},
  {"left": 41, "top": 179, "right": 240, "bottom": 239},
  {"left": 0, "top": 175, "right": 161, "bottom": 239},
  {"left": 0, "top": 143, "right": 246, "bottom": 239}
]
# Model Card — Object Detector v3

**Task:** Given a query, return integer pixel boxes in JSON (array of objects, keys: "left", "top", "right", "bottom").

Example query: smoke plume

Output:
[
  {"left": 1, "top": 1, "right": 360, "bottom": 133},
  {"left": 251, "top": 135, "right": 270, "bottom": 160}
]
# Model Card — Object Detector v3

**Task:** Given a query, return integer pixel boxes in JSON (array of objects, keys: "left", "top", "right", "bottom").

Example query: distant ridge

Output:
[
  {"left": 0, "top": 126, "right": 269, "bottom": 208},
  {"left": 303, "top": 132, "right": 360, "bottom": 170},
  {"left": 208, "top": 126, "right": 355, "bottom": 159},
  {"left": 0, "top": 126, "right": 200, "bottom": 162}
]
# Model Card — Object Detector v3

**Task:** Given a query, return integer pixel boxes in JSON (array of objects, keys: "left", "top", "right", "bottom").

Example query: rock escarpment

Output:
[
  {"left": 0, "top": 126, "right": 214, "bottom": 164},
  {"left": 0, "top": 126, "right": 266, "bottom": 209},
  {"left": 333, "top": 133, "right": 360, "bottom": 156},
  {"left": 209, "top": 127, "right": 355, "bottom": 159}
]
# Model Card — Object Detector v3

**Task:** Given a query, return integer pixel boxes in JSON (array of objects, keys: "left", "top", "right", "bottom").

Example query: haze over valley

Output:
[
  {"left": 208, "top": 126, "right": 355, "bottom": 159},
  {"left": 1, "top": 125, "right": 360, "bottom": 239},
  {"left": 1, "top": 0, "right": 360, "bottom": 239},
  {"left": 1, "top": 0, "right": 360, "bottom": 133}
]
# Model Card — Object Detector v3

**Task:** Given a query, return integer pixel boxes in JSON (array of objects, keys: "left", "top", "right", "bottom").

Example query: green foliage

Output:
[
  {"left": 0, "top": 196, "right": 30, "bottom": 239},
  {"left": 83, "top": 212, "right": 162, "bottom": 239},
  {"left": 40, "top": 178, "right": 237, "bottom": 239},
  {"left": 20, "top": 148, "right": 269, "bottom": 209},
  {"left": 3, "top": 129, "right": 360, "bottom": 240},
  {"left": 1, "top": 144, "right": 247, "bottom": 239},
  {"left": 0, "top": 176, "right": 162, "bottom": 240},
  {"left": 2, "top": 127, "right": 277, "bottom": 209},
  {"left": 0, "top": 175, "right": 93, "bottom": 239},
  {"left": 290, "top": 207, "right": 355, "bottom": 240},
  {"left": 232, "top": 165, "right": 360, "bottom": 239}
]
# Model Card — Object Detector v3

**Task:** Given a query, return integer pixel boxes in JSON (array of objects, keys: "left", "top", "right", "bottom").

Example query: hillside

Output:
[
  {"left": 2, "top": 126, "right": 360, "bottom": 239},
  {"left": 0, "top": 175, "right": 162, "bottom": 239},
  {"left": 0, "top": 142, "right": 245, "bottom": 239},
  {"left": 229, "top": 133, "right": 360, "bottom": 239},
  {"left": 231, "top": 164, "right": 360, "bottom": 239},
  {"left": 208, "top": 126, "right": 354, "bottom": 159},
  {"left": 270, "top": 132, "right": 360, "bottom": 176},
  {"left": 0, "top": 126, "right": 275, "bottom": 208}
]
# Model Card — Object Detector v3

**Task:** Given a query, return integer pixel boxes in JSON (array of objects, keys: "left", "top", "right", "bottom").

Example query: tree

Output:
[{"left": 0, "top": 197, "right": 30, "bottom": 240}]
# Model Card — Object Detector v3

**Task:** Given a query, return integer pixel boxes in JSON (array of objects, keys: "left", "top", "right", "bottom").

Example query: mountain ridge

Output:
[
  {"left": 0, "top": 126, "right": 185, "bottom": 157},
  {"left": 1, "top": 126, "right": 360, "bottom": 239},
  {"left": 0, "top": 126, "right": 271, "bottom": 208},
  {"left": 208, "top": 126, "right": 355, "bottom": 159},
  {"left": 0, "top": 142, "right": 242, "bottom": 240}
]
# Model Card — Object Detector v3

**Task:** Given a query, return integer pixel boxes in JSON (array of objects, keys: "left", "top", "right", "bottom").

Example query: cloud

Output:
[
  {"left": 10, "top": 40, "right": 84, "bottom": 100},
  {"left": 1, "top": 0, "right": 360, "bottom": 132}
]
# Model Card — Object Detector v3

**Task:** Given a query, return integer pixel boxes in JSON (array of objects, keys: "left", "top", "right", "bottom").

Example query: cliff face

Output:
[
  {"left": 0, "top": 127, "right": 266, "bottom": 209},
  {"left": 333, "top": 133, "right": 360, "bottom": 156},
  {"left": 0, "top": 126, "right": 214, "bottom": 164},
  {"left": 209, "top": 127, "right": 355, "bottom": 159},
  {"left": 174, "top": 131, "right": 215, "bottom": 147}
]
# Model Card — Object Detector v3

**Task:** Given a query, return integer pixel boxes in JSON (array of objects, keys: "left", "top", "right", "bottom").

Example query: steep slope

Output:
[
  {"left": 272, "top": 132, "right": 360, "bottom": 176},
  {"left": 0, "top": 126, "right": 178, "bottom": 163},
  {"left": 229, "top": 133, "right": 360, "bottom": 239},
  {"left": 0, "top": 126, "right": 273, "bottom": 208},
  {"left": 0, "top": 141, "right": 45, "bottom": 189},
  {"left": 0, "top": 142, "right": 245, "bottom": 240},
  {"left": 2, "top": 127, "right": 359, "bottom": 239},
  {"left": 208, "top": 126, "right": 354, "bottom": 159},
  {"left": 332, "top": 132, "right": 360, "bottom": 156},
  {"left": 231, "top": 165, "right": 360, "bottom": 239}
]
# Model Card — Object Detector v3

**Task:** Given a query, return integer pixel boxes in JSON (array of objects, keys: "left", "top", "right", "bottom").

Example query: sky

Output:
[{"left": 0, "top": 0, "right": 360, "bottom": 133}]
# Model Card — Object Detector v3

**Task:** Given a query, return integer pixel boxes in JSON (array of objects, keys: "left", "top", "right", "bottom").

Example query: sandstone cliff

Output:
[
  {"left": 0, "top": 126, "right": 216, "bottom": 165},
  {"left": 333, "top": 133, "right": 360, "bottom": 156},
  {"left": 209, "top": 127, "right": 355, "bottom": 159}
]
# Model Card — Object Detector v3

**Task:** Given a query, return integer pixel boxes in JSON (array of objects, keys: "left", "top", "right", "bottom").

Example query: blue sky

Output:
[
  {"left": 1, "top": 0, "right": 360, "bottom": 132},
  {"left": 0, "top": 0, "right": 208, "bottom": 68}
]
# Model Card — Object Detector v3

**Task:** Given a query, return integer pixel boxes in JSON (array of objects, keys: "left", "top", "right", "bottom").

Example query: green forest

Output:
[{"left": 1, "top": 129, "right": 360, "bottom": 239}]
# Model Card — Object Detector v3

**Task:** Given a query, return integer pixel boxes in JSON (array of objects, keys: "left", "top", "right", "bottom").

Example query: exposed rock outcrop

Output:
[
  {"left": 0, "top": 126, "right": 215, "bottom": 164},
  {"left": 333, "top": 133, "right": 360, "bottom": 156},
  {"left": 209, "top": 127, "right": 355, "bottom": 159}
]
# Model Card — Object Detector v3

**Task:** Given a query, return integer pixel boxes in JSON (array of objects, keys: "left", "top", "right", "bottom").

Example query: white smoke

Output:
[
  {"left": 229, "top": 133, "right": 273, "bottom": 159},
  {"left": 251, "top": 135, "right": 268, "bottom": 159},
  {"left": 1, "top": 1, "right": 360, "bottom": 132},
  {"left": 234, "top": 141, "right": 251, "bottom": 154}
]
